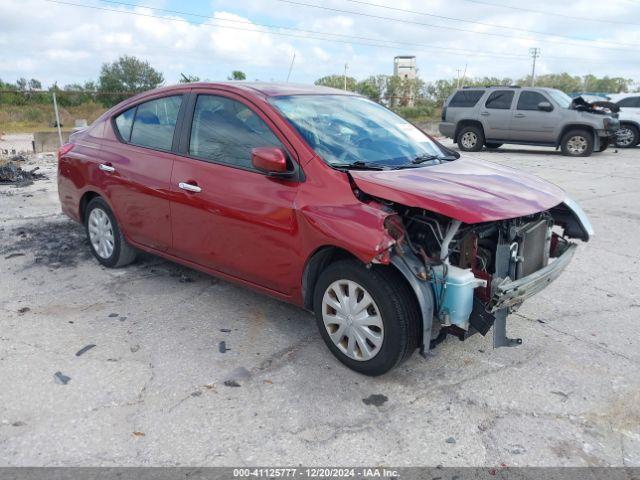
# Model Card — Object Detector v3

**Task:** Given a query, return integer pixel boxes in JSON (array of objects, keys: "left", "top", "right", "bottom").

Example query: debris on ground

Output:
[
  {"left": 4, "top": 252, "right": 25, "bottom": 259},
  {"left": 17, "top": 307, "right": 30, "bottom": 315},
  {"left": 75, "top": 344, "right": 96, "bottom": 357},
  {"left": 219, "top": 341, "right": 229, "bottom": 353},
  {"left": 446, "top": 436, "right": 457, "bottom": 444},
  {"left": 362, "top": 394, "right": 388, "bottom": 407},
  {"left": 54, "top": 371, "right": 71, "bottom": 385},
  {"left": 132, "top": 431, "right": 145, "bottom": 437},
  {"left": 0, "top": 161, "right": 45, "bottom": 187},
  {"left": 223, "top": 366, "right": 251, "bottom": 387}
]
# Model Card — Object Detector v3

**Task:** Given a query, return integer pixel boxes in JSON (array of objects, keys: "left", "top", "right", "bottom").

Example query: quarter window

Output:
[
  {"left": 114, "top": 107, "right": 135, "bottom": 141},
  {"left": 449, "top": 90, "right": 484, "bottom": 108},
  {"left": 129, "top": 96, "right": 183, "bottom": 151},
  {"left": 189, "top": 95, "right": 282, "bottom": 169},
  {"left": 485, "top": 90, "right": 514, "bottom": 110},
  {"left": 517, "top": 91, "right": 550, "bottom": 111}
]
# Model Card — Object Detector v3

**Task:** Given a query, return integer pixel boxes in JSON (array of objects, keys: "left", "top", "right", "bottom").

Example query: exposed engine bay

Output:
[{"left": 382, "top": 202, "right": 588, "bottom": 355}]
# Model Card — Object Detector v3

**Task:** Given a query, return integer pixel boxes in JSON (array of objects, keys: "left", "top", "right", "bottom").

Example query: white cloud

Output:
[{"left": 0, "top": 0, "right": 638, "bottom": 88}]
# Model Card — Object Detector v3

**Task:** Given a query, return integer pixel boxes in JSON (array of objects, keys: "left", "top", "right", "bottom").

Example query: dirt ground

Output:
[{"left": 0, "top": 141, "right": 638, "bottom": 466}]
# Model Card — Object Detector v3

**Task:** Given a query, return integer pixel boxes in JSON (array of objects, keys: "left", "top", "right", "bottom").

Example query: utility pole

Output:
[
  {"left": 460, "top": 63, "right": 468, "bottom": 88},
  {"left": 343, "top": 63, "right": 348, "bottom": 90},
  {"left": 286, "top": 52, "right": 296, "bottom": 82},
  {"left": 529, "top": 47, "right": 541, "bottom": 87},
  {"left": 52, "top": 83, "right": 63, "bottom": 148}
]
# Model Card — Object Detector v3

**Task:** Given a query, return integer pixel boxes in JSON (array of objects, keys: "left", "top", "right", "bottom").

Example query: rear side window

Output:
[
  {"left": 129, "top": 96, "right": 183, "bottom": 151},
  {"left": 485, "top": 90, "right": 514, "bottom": 110},
  {"left": 189, "top": 95, "right": 282, "bottom": 169},
  {"left": 449, "top": 90, "right": 484, "bottom": 107},
  {"left": 617, "top": 97, "right": 640, "bottom": 108},
  {"left": 114, "top": 107, "right": 135, "bottom": 141},
  {"left": 517, "top": 91, "right": 549, "bottom": 110}
]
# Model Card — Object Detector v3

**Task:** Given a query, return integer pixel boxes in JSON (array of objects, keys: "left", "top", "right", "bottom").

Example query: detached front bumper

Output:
[{"left": 489, "top": 242, "right": 577, "bottom": 312}]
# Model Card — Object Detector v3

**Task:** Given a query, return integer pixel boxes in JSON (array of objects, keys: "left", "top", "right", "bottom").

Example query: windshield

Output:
[
  {"left": 269, "top": 95, "right": 446, "bottom": 168},
  {"left": 547, "top": 89, "right": 573, "bottom": 109}
]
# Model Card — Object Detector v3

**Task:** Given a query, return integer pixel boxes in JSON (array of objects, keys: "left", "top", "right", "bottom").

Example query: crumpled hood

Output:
[{"left": 350, "top": 158, "right": 565, "bottom": 223}]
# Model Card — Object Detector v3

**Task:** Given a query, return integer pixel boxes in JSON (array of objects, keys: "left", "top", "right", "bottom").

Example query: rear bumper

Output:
[
  {"left": 439, "top": 122, "right": 456, "bottom": 139},
  {"left": 489, "top": 242, "right": 577, "bottom": 312}
]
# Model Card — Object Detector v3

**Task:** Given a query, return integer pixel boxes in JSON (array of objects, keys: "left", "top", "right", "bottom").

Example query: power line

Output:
[
  {"left": 455, "top": 0, "right": 640, "bottom": 26},
  {"left": 40, "top": 0, "right": 634, "bottom": 64},
  {"left": 272, "top": 0, "right": 640, "bottom": 52},
  {"left": 36, "top": 0, "right": 533, "bottom": 60},
  {"left": 343, "top": 0, "right": 640, "bottom": 33}
]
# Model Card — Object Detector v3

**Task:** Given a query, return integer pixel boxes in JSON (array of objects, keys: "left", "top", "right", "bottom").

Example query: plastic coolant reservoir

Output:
[{"left": 431, "top": 264, "right": 487, "bottom": 330}]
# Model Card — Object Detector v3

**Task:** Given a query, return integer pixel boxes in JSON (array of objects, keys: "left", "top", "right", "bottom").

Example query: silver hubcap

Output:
[
  {"left": 88, "top": 208, "right": 115, "bottom": 259},
  {"left": 321, "top": 280, "right": 383, "bottom": 361},
  {"left": 461, "top": 131, "right": 477, "bottom": 149},
  {"left": 567, "top": 135, "right": 588, "bottom": 155},
  {"left": 616, "top": 128, "right": 634, "bottom": 146}
]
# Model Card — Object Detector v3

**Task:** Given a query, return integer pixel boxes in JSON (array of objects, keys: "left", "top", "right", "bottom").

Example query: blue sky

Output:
[{"left": 1, "top": 0, "right": 638, "bottom": 89}]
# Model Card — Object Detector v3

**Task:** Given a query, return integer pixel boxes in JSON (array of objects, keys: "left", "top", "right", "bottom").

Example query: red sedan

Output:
[{"left": 58, "top": 82, "right": 592, "bottom": 375}]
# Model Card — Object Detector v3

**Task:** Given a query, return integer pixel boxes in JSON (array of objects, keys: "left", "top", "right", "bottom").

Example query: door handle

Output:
[
  {"left": 514, "top": 113, "right": 526, "bottom": 118},
  {"left": 99, "top": 164, "right": 115, "bottom": 173},
  {"left": 480, "top": 111, "right": 490, "bottom": 116},
  {"left": 179, "top": 182, "right": 202, "bottom": 193}
]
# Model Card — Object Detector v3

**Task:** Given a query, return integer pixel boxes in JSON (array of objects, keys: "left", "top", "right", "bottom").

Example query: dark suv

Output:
[{"left": 439, "top": 86, "right": 619, "bottom": 156}]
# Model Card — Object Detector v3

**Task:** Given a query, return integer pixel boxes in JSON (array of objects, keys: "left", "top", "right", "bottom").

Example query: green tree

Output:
[
  {"left": 179, "top": 73, "right": 200, "bottom": 83},
  {"left": 228, "top": 70, "right": 246, "bottom": 81},
  {"left": 16, "top": 78, "right": 27, "bottom": 91},
  {"left": 98, "top": 55, "right": 164, "bottom": 106},
  {"left": 28, "top": 78, "right": 42, "bottom": 90},
  {"left": 314, "top": 74, "right": 357, "bottom": 91}
]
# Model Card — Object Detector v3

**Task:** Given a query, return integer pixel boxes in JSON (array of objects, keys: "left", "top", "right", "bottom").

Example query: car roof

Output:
[{"left": 140, "top": 82, "right": 358, "bottom": 98}]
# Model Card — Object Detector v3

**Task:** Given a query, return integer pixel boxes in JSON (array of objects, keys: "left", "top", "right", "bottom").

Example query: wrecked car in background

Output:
[
  {"left": 439, "top": 86, "right": 619, "bottom": 156},
  {"left": 57, "top": 83, "right": 593, "bottom": 375}
]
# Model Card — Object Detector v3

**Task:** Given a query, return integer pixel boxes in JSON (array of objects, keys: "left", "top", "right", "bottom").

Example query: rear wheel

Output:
[
  {"left": 615, "top": 124, "right": 639, "bottom": 148},
  {"left": 485, "top": 142, "right": 503, "bottom": 149},
  {"left": 85, "top": 197, "right": 136, "bottom": 268},
  {"left": 561, "top": 129, "right": 593, "bottom": 157},
  {"left": 457, "top": 125, "right": 484, "bottom": 152},
  {"left": 313, "top": 259, "right": 420, "bottom": 376}
]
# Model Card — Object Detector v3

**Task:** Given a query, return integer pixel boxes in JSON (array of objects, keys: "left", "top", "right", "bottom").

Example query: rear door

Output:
[
  {"left": 479, "top": 90, "right": 515, "bottom": 140},
  {"left": 169, "top": 90, "right": 301, "bottom": 294},
  {"left": 99, "top": 94, "right": 186, "bottom": 251},
  {"left": 510, "top": 90, "right": 562, "bottom": 143}
]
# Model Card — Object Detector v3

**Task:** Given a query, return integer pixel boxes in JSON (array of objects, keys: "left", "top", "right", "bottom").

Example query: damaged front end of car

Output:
[{"left": 380, "top": 198, "right": 593, "bottom": 356}]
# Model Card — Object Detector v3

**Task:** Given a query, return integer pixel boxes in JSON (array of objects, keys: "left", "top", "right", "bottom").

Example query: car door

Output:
[
  {"left": 169, "top": 90, "right": 301, "bottom": 294},
  {"left": 99, "top": 94, "right": 186, "bottom": 251},
  {"left": 510, "top": 90, "right": 562, "bottom": 143},
  {"left": 479, "top": 90, "right": 515, "bottom": 140}
]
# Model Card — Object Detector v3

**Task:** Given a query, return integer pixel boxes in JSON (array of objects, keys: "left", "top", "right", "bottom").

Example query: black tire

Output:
[
  {"left": 614, "top": 124, "right": 639, "bottom": 148},
  {"left": 313, "top": 259, "right": 420, "bottom": 376},
  {"left": 457, "top": 125, "right": 485, "bottom": 152},
  {"left": 485, "top": 142, "right": 503, "bottom": 149},
  {"left": 560, "top": 129, "right": 593, "bottom": 157},
  {"left": 85, "top": 197, "right": 136, "bottom": 268}
]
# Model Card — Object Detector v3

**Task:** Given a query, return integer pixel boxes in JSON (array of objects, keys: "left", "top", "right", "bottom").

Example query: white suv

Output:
[{"left": 609, "top": 93, "right": 640, "bottom": 148}]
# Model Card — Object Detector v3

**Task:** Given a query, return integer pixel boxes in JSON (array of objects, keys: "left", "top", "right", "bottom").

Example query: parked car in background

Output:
[
  {"left": 439, "top": 86, "right": 619, "bottom": 156},
  {"left": 58, "top": 82, "right": 592, "bottom": 375},
  {"left": 608, "top": 93, "right": 640, "bottom": 148}
]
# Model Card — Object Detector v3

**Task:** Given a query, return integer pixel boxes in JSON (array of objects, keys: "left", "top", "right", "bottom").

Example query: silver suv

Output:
[{"left": 439, "top": 86, "right": 619, "bottom": 156}]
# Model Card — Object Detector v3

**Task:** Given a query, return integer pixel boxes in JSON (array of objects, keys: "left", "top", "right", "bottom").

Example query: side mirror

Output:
[
  {"left": 537, "top": 101, "right": 553, "bottom": 112},
  {"left": 251, "top": 147, "right": 294, "bottom": 178}
]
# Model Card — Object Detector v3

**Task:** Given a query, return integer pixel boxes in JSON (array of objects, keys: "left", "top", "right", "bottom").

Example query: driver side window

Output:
[{"left": 189, "top": 95, "right": 282, "bottom": 169}]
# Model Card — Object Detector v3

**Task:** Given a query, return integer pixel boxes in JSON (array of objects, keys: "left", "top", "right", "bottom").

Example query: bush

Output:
[{"left": 393, "top": 104, "right": 436, "bottom": 120}]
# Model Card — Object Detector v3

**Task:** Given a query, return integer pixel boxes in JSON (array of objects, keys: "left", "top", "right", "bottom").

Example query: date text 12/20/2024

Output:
[{"left": 233, "top": 468, "right": 399, "bottom": 478}]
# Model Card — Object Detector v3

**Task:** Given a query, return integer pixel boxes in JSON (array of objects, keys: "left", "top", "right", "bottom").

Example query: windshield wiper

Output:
[
  {"left": 412, "top": 154, "right": 441, "bottom": 164},
  {"left": 332, "top": 161, "right": 386, "bottom": 171}
]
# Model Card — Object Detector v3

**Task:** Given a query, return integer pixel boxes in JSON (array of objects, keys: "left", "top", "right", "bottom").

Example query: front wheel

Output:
[
  {"left": 561, "top": 129, "right": 593, "bottom": 157},
  {"left": 615, "top": 124, "right": 639, "bottom": 148},
  {"left": 313, "top": 259, "right": 420, "bottom": 376},
  {"left": 85, "top": 197, "right": 137, "bottom": 268}
]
